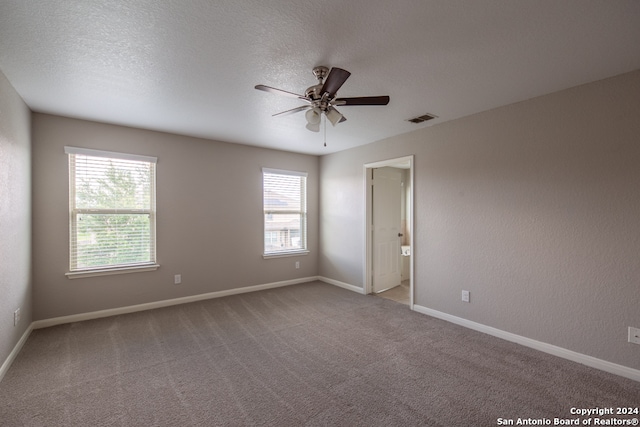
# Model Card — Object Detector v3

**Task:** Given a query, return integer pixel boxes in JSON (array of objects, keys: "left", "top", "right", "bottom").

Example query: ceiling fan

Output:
[{"left": 255, "top": 66, "right": 390, "bottom": 132}]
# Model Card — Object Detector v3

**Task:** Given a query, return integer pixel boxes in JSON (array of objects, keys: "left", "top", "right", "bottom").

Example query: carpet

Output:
[{"left": 1, "top": 281, "right": 638, "bottom": 426}]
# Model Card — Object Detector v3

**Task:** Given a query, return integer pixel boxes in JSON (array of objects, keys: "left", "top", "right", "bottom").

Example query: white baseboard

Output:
[
  {"left": 413, "top": 304, "right": 640, "bottom": 383},
  {"left": 0, "top": 324, "right": 33, "bottom": 383},
  {"left": 32, "top": 276, "right": 319, "bottom": 330},
  {"left": 318, "top": 276, "right": 365, "bottom": 294}
]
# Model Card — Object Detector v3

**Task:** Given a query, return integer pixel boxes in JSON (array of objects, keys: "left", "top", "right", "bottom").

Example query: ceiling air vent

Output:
[{"left": 407, "top": 113, "right": 437, "bottom": 124}]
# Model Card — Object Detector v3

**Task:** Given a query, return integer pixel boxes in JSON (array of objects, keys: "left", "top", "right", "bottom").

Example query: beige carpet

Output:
[{"left": 1, "top": 281, "right": 639, "bottom": 426}]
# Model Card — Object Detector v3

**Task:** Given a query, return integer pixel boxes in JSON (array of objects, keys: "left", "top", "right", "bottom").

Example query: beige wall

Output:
[
  {"left": 0, "top": 70, "right": 32, "bottom": 366},
  {"left": 319, "top": 70, "right": 640, "bottom": 370},
  {"left": 32, "top": 114, "right": 319, "bottom": 320}
]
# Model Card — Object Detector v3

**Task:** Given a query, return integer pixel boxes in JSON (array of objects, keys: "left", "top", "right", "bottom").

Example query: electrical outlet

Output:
[
  {"left": 461, "top": 290, "right": 470, "bottom": 303},
  {"left": 174, "top": 274, "right": 182, "bottom": 285},
  {"left": 14, "top": 308, "right": 21, "bottom": 326},
  {"left": 295, "top": 261, "right": 300, "bottom": 269},
  {"left": 629, "top": 327, "right": 640, "bottom": 345}
]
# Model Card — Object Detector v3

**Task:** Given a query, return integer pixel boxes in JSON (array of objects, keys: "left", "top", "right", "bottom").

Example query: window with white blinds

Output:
[
  {"left": 65, "top": 146, "right": 157, "bottom": 273},
  {"left": 263, "top": 168, "right": 308, "bottom": 256}
]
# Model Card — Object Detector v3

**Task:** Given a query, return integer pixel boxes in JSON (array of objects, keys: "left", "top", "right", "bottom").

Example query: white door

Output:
[{"left": 372, "top": 167, "right": 402, "bottom": 293}]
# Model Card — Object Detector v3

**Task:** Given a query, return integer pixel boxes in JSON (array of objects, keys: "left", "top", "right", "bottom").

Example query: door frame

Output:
[{"left": 364, "top": 155, "right": 414, "bottom": 308}]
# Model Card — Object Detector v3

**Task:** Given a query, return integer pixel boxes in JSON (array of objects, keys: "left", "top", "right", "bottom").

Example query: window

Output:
[
  {"left": 65, "top": 146, "right": 158, "bottom": 276},
  {"left": 263, "top": 168, "right": 308, "bottom": 256}
]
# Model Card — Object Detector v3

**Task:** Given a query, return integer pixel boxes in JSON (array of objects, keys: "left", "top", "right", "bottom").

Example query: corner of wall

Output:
[{"left": 0, "top": 68, "right": 33, "bottom": 379}]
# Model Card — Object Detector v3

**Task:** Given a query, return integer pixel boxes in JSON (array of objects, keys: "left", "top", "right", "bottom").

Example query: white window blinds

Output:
[
  {"left": 65, "top": 146, "right": 157, "bottom": 272},
  {"left": 263, "top": 168, "right": 307, "bottom": 255}
]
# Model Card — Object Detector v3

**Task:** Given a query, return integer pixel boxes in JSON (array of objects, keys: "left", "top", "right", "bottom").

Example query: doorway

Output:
[{"left": 364, "top": 156, "right": 414, "bottom": 308}]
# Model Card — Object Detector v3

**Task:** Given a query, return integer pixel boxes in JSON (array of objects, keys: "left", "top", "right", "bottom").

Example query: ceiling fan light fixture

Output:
[
  {"left": 325, "top": 107, "right": 343, "bottom": 126},
  {"left": 305, "top": 121, "right": 320, "bottom": 132},
  {"left": 305, "top": 107, "right": 322, "bottom": 125}
]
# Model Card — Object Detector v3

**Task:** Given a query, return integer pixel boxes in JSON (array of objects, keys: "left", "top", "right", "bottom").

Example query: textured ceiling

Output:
[{"left": 1, "top": 1, "right": 640, "bottom": 155}]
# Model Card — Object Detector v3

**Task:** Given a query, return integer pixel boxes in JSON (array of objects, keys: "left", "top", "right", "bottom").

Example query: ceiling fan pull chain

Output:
[{"left": 324, "top": 116, "right": 327, "bottom": 147}]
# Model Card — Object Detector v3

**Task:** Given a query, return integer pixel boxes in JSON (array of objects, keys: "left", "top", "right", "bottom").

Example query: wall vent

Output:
[{"left": 407, "top": 113, "right": 437, "bottom": 124}]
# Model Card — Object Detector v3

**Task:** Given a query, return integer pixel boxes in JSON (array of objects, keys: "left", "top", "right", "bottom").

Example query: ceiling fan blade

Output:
[
  {"left": 255, "top": 85, "right": 307, "bottom": 100},
  {"left": 333, "top": 96, "right": 390, "bottom": 106},
  {"left": 272, "top": 105, "right": 310, "bottom": 117},
  {"left": 320, "top": 67, "right": 351, "bottom": 98}
]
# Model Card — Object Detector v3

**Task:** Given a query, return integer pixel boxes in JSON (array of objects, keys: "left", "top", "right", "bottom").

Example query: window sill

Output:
[
  {"left": 263, "top": 251, "right": 309, "bottom": 259},
  {"left": 66, "top": 264, "right": 160, "bottom": 279}
]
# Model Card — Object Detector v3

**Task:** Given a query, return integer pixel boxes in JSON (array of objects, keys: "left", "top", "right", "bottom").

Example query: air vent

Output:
[{"left": 407, "top": 113, "right": 437, "bottom": 124}]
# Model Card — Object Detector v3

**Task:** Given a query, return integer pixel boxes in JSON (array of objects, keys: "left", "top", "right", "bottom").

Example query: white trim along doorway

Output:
[{"left": 364, "top": 155, "right": 414, "bottom": 309}]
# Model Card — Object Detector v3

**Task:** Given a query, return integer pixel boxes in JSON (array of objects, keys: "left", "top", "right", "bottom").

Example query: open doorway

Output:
[{"left": 364, "top": 156, "right": 414, "bottom": 308}]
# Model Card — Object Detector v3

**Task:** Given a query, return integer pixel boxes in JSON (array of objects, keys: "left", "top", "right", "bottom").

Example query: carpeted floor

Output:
[{"left": 1, "top": 281, "right": 639, "bottom": 426}]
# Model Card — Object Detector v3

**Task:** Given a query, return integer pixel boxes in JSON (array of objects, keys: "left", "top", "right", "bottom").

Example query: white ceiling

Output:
[{"left": 1, "top": 1, "right": 639, "bottom": 155}]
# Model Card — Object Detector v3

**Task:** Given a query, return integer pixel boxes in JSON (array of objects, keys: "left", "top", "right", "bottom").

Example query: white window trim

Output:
[
  {"left": 65, "top": 146, "right": 158, "bottom": 277},
  {"left": 66, "top": 264, "right": 160, "bottom": 279},
  {"left": 64, "top": 146, "right": 157, "bottom": 164},
  {"left": 262, "top": 167, "right": 308, "bottom": 257},
  {"left": 262, "top": 250, "right": 310, "bottom": 259},
  {"left": 262, "top": 167, "right": 307, "bottom": 177}
]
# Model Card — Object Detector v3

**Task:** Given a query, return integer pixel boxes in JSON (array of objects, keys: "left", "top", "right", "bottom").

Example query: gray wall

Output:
[
  {"left": 0, "top": 70, "right": 32, "bottom": 365},
  {"left": 32, "top": 114, "right": 318, "bottom": 320},
  {"left": 10, "top": 68, "right": 640, "bottom": 374},
  {"left": 319, "top": 70, "right": 640, "bottom": 370}
]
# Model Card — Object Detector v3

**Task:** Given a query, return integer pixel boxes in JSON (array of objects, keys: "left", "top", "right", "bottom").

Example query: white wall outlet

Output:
[
  {"left": 13, "top": 308, "right": 21, "bottom": 326},
  {"left": 174, "top": 274, "right": 182, "bottom": 285},
  {"left": 461, "top": 290, "right": 470, "bottom": 303},
  {"left": 295, "top": 261, "right": 300, "bottom": 269},
  {"left": 629, "top": 327, "right": 640, "bottom": 345}
]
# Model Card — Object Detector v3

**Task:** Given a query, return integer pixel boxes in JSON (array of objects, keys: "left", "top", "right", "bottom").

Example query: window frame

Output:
[
  {"left": 65, "top": 146, "right": 159, "bottom": 278},
  {"left": 262, "top": 167, "right": 309, "bottom": 258}
]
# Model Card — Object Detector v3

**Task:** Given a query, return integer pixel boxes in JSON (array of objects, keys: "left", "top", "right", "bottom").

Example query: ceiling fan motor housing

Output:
[
  {"left": 305, "top": 84, "right": 323, "bottom": 101},
  {"left": 306, "top": 66, "right": 332, "bottom": 105}
]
